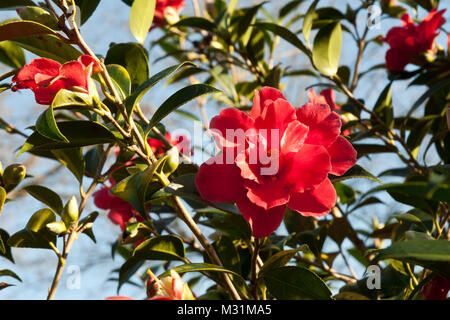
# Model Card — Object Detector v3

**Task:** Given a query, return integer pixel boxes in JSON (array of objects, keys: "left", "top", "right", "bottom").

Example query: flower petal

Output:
[
  {"left": 210, "top": 108, "right": 254, "bottom": 150},
  {"left": 195, "top": 155, "right": 245, "bottom": 202},
  {"left": 296, "top": 103, "right": 341, "bottom": 147},
  {"left": 236, "top": 195, "right": 286, "bottom": 238},
  {"left": 285, "top": 144, "right": 331, "bottom": 193},
  {"left": 58, "top": 61, "right": 88, "bottom": 88},
  {"left": 244, "top": 178, "right": 290, "bottom": 210},
  {"left": 250, "top": 86, "right": 286, "bottom": 119},
  {"left": 288, "top": 178, "right": 336, "bottom": 217},
  {"left": 281, "top": 120, "right": 309, "bottom": 154},
  {"left": 327, "top": 136, "right": 357, "bottom": 176}
]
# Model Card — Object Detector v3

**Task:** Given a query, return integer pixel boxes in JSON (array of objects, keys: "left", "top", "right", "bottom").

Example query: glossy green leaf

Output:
[
  {"left": 105, "top": 42, "right": 149, "bottom": 88},
  {"left": 36, "top": 105, "right": 69, "bottom": 142},
  {"left": 149, "top": 84, "right": 220, "bottom": 128},
  {"left": 210, "top": 236, "right": 241, "bottom": 274},
  {"left": 0, "top": 186, "right": 5, "bottom": 215},
  {"left": 302, "top": 0, "right": 318, "bottom": 47},
  {"left": 51, "top": 89, "right": 92, "bottom": 109},
  {"left": 0, "top": 41, "right": 25, "bottom": 68},
  {"left": 372, "top": 82, "right": 393, "bottom": 129},
  {"left": 352, "top": 143, "right": 397, "bottom": 157},
  {"left": 254, "top": 22, "right": 309, "bottom": 56},
  {"left": 329, "top": 164, "right": 382, "bottom": 184},
  {"left": 51, "top": 148, "right": 85, "bottom": 184},
  {"left": 133, "top": 235, "right": 186, "bottom": 261},
  {"left": 16, "top": 6, "right": 59, "bottom": 29},
  {"left": 312, "top": 22, "right": 342, "bottom": 76},
  {"left": 174, "top": 17, "right": 216, "bottom": 31},
  {"left": 26, "top": 208, "right": 56, "bottom": 233},
  {"left": 106, "top": 64, "right": 131, "bottom": 100},
  {"left": 0, "top": 0, "right": 36, "bottom": 10},
  {"left": 366, "top": 182, "right": 450, "bottom": 203},
  {"left": 0, "top": 229, "right": 13, "bottom": 262},
  {"left": 158, "top": 263, "right": 244, "bottom": 281},
  {"left": 0, "top": 269, "right": 21, "bottom": 282},
  {"left": 373, "top": 239, "right": 450, "bottom": 277},
  {"left": 24, "top": 185, "right": 63, "bottom": 215},
  {"left": 125, "top": 61, "right": 195, "bottom": 122},
  {"left": 0, "top": 20, "right": 56, "bottom": 41},
  {"left": 237, "top": 3, "right": 265, "bottom": 47},
  {"left": 12, "top": 34, "right": 82, "bottom": 63},
  {"left": 75, "top": 0, "right": 102, "bottom": 25},
  {"left": 262, "top": 266, "right": 332, "bottom": 300},
  {"left": 0, "top": 233, "right": 4, "bottom": 255},
  {"left": 129, "top": 0, "right": 156, "bottom": 44},
  {"left": 18, "top": 121, "right": 119, "bottom": 156},
  {"left": 259, "top": 247, "right": 307, "bottom": 275}
]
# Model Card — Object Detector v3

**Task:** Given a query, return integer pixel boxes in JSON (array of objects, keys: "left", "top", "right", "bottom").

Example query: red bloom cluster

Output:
[
  {"left": 153, "top": 0, "right": 185, "bottom": 27},
  {"left": 12, "top": 55, "right": 102, "bottom": 105},
  {"left": 420, "top": 274, "right": 450, "bottom": 300},
  {"left": 195, "top": 87, "right": 357, "bottom": 238},
  {"left": 383, "top": 9, "right": 446, "bottom": 72}
]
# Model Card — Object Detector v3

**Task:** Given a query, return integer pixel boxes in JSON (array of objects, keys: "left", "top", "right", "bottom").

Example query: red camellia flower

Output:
[
  {"left": 383, "top": 9, "right": 446, "bottom": 72},
  {"left": 93, "top": 179, "right": 143, "bottom": 231},
  {"left": 12, "top": 55, "right": 102, "bottom": 105},
  {"left": 195, "top": 87, "right": 357, "bottom": 238},
  {"left": 153, "top": 0, "right": 185, "bottom": 27},
  {"left": 420, "top": 274, "right": 450, "bottom": 300}
]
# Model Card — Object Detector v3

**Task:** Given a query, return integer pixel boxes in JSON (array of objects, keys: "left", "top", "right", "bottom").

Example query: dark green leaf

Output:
[
  {"left": 0, "top": 20, "right": 56, "bottom": 41},
  {"left": 174, "top": 17, "right": 216, "bottom": 31},
  {"left": 105, "top": 43, "right": 149, "bottom": 89},
  {"left": 36, "top": 105, "right": 69, "bottom": 142},
  {"left": 75, "top": 0, "right": 102, "bottom": 25},
  {"left": 259, "top": 247, "right": 307, "bottom": 275},
  {"left": 302, "top": 0, "right": 318, "bottom": 47},
  {"left": 262, "top": 266, "right": 332, "bottom": 300},
  {"left": 106, "top": 64, "right": 131, "bottom": 100},
  {"left": 24, "top": 185, "right": 63, "bottom": 215},
  {"left": 0, "top": 186, "right": 5, "bottom": 215},
  {"left": 133, "top": 235, "right": 186, "bottom": 261},
  {"left": 0, "top": 41, "right": 25, "bottom": 68},
  {"left": 0, "top": 0, "right": 36, "bottom": 10},
  {"left": 149, "top": 84, "right": 220, "bottom": 128},
  {"left": 329, "top": 164, "right": 382, "bottom": 184},
  {"left": 0, "top": 269, "right": 21, "bottom": 282}
]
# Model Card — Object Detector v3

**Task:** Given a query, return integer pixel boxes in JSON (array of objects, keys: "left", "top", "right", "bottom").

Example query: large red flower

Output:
[
  {"left": 12, "top": 55, "right": 102, "bottom": 105},
  {"left": 153, "top": 0, "right": 185, "bottom": 27},
  {"left": 383, "top": 9, "right": 446, "bottom": 72},
  {"left": 195, "top": 87, "right": 357, "bottom": 238}
]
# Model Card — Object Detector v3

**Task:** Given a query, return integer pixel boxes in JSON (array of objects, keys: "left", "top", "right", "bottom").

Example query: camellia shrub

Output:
[{"left": 0, "top": 0, "right": 449, "bottom": 301}]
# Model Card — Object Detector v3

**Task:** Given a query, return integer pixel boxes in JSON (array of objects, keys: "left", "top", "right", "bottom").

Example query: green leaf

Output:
[
  {"left": 125, "top": 61, "right": 195, "bottom": 122},
  {"left": 75, "top": 0, "right": 102, "bottom": 25},
  {"left": 352, "top": 143, "right": 397, "bottom": 157},
  {"left": 210, "top": 236, "right": 241, "bottom": 274},
  {"left": 106, "top": 64, "right": 131, "bottom": 100},
  {"left": 24, "top": 185, "right": 63, "bottom": 215},
  {"left": 372, "top": 82, "right": 393, "bottom": 129},
  {"left": 0, "top": 186, "right": 5, "bottom": 215},
  {"left": 366, "top": 182, "right": 450, "bottom": 203},
  {"left": 259, "top": 247, "right": 307, "bottom": 275},
  {"left": 0, "top": 229, "right": 13, "bottom": 262},
  {"left": 36, "top": 104, "right": 69, "bottom": 142},
  {"left": 0, "top": 41, "right": 25, "bottom": 68},
  {"left": 302, "top": 0, "right": 318, "bottom": 47},
  {"left": 12, "top": 34, "right": 82, "bottom": 63},
  {"left": 51, "top": 148, "right": 85, "bottom": 184},
  {"left": 0, "top": 269, "right": 21, "bottom": 282},
  {"left": 329, "top": 164, "right": 382, "bottom": 184},
  {"left": 149, "top": 84, "right": 220, "bottom": 128},
  {"left": 18, "top": 121, "right": 119, "bottom": 156},
  {"left": 312, "top": 22, "right": 342, "bottom": 76},
  {"left": 105, "top": 42, "right": 149, "bottom": 89},
  {"left": 254, "top": 22, "right": 309, "bottom": 56},
  {"left": 237, "top": 3, "right": 266, "bottom": 47},
  {"left": 133, "top": 235, "right": 186, "bottom": 261},
  {"left": 0, "top": 20, "right": 56, "bottom": 41},
  {"left": 8, "top": 209, "right": 56, "bottom": 249},
  {"left": 129, "top": 0, "right": 156, "bottom": 45},
  {"left": 0, "top": 0, "right": 36, "bottom": 10},
  {"left": 373, "top": 239, "right": 450, "bottom": 277},
  {"left": 16, "top": 6, "right": 59, "bottom": 29},
  {"left": 111, "top": 157, "right": 167, "bottom": 215},
  {"left": 174, "top": 17, "right": 216, "bottom": 32},
  {"left": 262, "top": 266, "right": 332, "bottom": 300},
  {"left": 158, "top": 263, "right": 244, "bottom": 280},
  {"left": 51, "top": 89, "right": 92, "bottom": 109}
]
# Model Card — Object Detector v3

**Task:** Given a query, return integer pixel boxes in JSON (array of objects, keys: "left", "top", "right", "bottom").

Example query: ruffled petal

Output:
[
  {"left": 244, "top": 178, "right": 290, "bottom": 210},
  {"left": 327, "top": 136, "right": 357, "bottom": 176},
  {"left": 296, "top": 103, "right": 341, "bottom": 147},
  {"left": 12, "top": 58, "right": 60, "bottom": 86},
  {"left": 250, "top": 87, "right": 286, "bottom": 119},
  {"left": 285, "top": 144, "right": 331, "bottom": 193},
  {"left": 254, "top": 98, "right": 297, "bottom": 135},
  {"left": 236, "top": 195, "right": 286, "bottom": 238},
  {"left": 288, "top": 178, "right": 336, "bottom": 217},
  {"left": 195, "top": 155, "right": 245, "bottom": 202},
  {"left": 385, "top": 48, "right": 411, "bottom": 72},
  {"left": 280, "top": 120, "right": 309, "bottom": 154},
  {"left": 210, "top": 108, "right": 254, "bottom": 150},
  {"left": 58, "top": 61, "right": 88, "bottom": 89}
]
